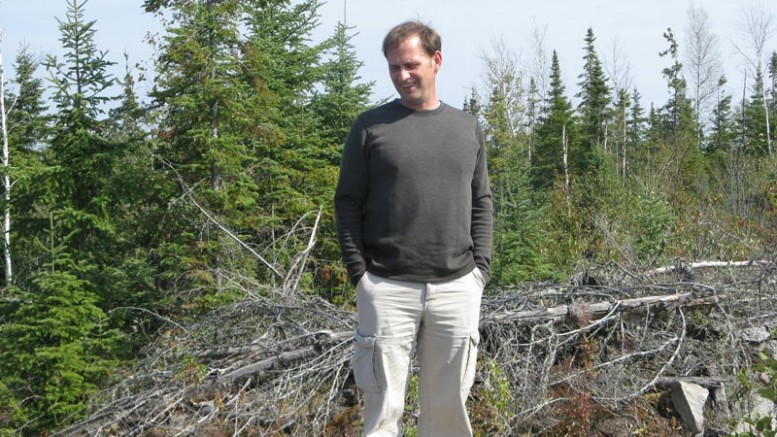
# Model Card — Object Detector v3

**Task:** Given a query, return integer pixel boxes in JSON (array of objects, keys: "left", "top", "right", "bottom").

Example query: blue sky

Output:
[{"left": 2, "top": 0, "right": 775, "bottom": 109}]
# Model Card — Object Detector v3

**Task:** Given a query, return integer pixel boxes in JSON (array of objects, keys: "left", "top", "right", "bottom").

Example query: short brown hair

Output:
[{"left": 382, "top": 21, "right": 441, "bottom": 58}]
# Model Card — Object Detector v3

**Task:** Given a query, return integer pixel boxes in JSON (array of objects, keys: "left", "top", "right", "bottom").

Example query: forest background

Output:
[{"left": 0, "top": 0, "right": 776, "bottom": 433}]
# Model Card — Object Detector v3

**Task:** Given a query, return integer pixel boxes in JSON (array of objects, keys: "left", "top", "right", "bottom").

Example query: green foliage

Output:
[
  {"left": 730, "top": 352, "right": 777, "bottom": 437},
  {"left": 0, "top": 227, "right": 120, "bottom": 433},
  {"left": 576, "top": 28, "right": 612, "bottom": 156},
  {"left": 2, "top": 47, "right": 50, "bottom": 288},
  {"left": 631, "top": 190, "right": 674, "bottom": 260},
  {"left": 470, "top": 357, "right": 513, "bottom": 435},
  {"left": 532, "top": 50, "right": 579, "bottom": 190}
]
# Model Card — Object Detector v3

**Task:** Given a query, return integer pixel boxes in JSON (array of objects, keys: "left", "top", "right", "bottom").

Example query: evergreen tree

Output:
[
  {"left": 613, "top": 88, "right": 630, "bottom": 178},
  {"left": 657, "top": 28, "right": 702, "bottom": 203},
  {"left": 741, "top": 69, "right": 770, "bottom": 156},
  {"left": 39, "top": 0, "right": 150, "bottom": 321},
  {"left": 0, "top": 222, "right": 120, "bottom": 433},
  {"left": 532, "top": 50, "right": 577, "bottom": 190},
  {"left": 242, "top": 0, "right": 345, "bottom": 291},
  {"left": 576, "top": 28, "right": 611, "bottom": 153},
  {"left": 44, "top": 0, "right": 118, "bottom": 233},
  {"left": 147, "top": 0, "right": 277, "bottom": 298},
  {"left": 2, "top": 48, "right": 49, "bottom": 288},
  {"left": 310, "top": 22, "right": 373, "bottom": 158},
  {"left": 148, "top": 0, "right": 337, "bottom": 295},
  {"left": 707, "top": 75, "right": 735, "bottom": 154},
  {"left": 3, "top": 49, "right": 48, "bottom": 163},
  {"left": 306, "top": 20, "right": 373, "bottom": 297},
  {"left": 626, "top": 88, "right": 647, "bottom": 174},
  {"left": 462, "top": 87, "right": 481, "bottom": 116},
  {"left": 0, "top": 6, "right": 126, "bottom": 431}
]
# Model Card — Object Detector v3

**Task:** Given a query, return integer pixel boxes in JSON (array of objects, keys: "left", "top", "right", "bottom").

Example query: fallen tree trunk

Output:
[
  {"left": 483, "top": 290, "right": 721, "bottom": 326},
  {"left": 646, "top": 259, "right": 771, "bottom": 275}
]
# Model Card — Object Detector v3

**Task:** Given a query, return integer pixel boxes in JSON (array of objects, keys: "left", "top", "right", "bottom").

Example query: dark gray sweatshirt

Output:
[{"left": 334, "top": 100, "right": 493, "bottom": 286}]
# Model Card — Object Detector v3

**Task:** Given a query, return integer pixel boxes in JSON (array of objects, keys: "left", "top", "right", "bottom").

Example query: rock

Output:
[
  {"left": 671, "top": 382, "right": 709, "bottom": 433},
  {"left": 709, "top": 385, "right": 729, "bottom": 417},
  {"left": 741, "top": 326, "right": 770, "bottom": 343},
  {"left": 732, "top": 394, "right": 776, "bottom": 434}
]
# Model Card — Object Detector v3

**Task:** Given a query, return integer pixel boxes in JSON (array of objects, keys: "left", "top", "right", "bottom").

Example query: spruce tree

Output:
[
  {"left": 657, "top": 28, "right": 702, "bottom": 203},
  {"left": 576, "top": 28, "right": 612, "bottom": 154},
  {"left": 0, "top": 221, "right": 120, "bottom": 433},
  {"left": 532, "top": 50, "right": 577, "bottom": 190},
  {"left": 2, "top": 48, "right": 49, "bottom": 288},
  {"left": 147, "top": 0, "right": 275, "bottom": 299},
  {"left": 741, "top": 69, "right": 770, "bottom": 156},
  {"left": 148, "top": 0, "right": 335, "bottom": 296},
  {"left": 708, "top": 75, "right": 734, "bottom": 155},
  {"left": 613, "top": 88, "right": 630, "bottom": 177},
  {"left": 45, "top": 0, "right": 118, "bottom": 234},
  {"left": 626, "top": 88, "right": 649, "bottom": 175},
  {"left": 307, "top": 21, "right": 373, "bottom": 297}
]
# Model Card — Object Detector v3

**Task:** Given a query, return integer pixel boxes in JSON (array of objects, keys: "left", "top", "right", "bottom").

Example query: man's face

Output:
[{"left": 386, "top": 35, "right": 442, "bottom": 111}]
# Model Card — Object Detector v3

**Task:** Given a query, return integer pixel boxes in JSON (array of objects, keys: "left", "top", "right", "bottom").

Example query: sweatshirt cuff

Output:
[
  {"left": 350, "top": 272, "right": 364, "bottom": 287},
  {"left": 476, "top": 264, "right": 491, "bottom": 285}
]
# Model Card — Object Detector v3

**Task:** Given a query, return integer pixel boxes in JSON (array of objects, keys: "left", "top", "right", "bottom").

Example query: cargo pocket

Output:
[
  {"left": 352, "top": 330, "right": 381, "bottom": 393},
  {"left": 462, "top": 331, "right": 481, "bottom": 390}
]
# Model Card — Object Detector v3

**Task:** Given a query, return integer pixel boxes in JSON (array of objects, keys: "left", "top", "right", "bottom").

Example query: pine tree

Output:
[
  {"left": 1, "top": 5, "right": 125, "bottom": 431},
  {"left": 147, "top": 0, "right": 275, "bottom": 298},
  {"left": 242, "top": 0, "right": 344, "bottom": 292}
]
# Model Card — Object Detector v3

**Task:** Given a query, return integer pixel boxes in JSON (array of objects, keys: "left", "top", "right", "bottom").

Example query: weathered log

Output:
[
  {"left": 483, "top": 291, "right": 721, "bottom": 326},
  {"left": 647, "top": 260, "right": 771, "bottom": 275}
]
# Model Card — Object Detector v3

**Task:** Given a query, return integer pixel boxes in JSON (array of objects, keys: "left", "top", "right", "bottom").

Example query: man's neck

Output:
[{"left": 400, "top": 99, "right": 441, "bottom": 111}]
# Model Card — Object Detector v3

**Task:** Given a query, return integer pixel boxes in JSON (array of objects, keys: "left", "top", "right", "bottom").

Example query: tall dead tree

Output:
[
  {"left": 604, "top": 39, "right": 633, "bottom": 178},
  {"left": 737, "top": 2, "right": 775, "bottom": 156},
  {"left": 684, "top": 4, "right": 722, "bottom": 147},
  {"left": 0, "top": 20, "right": 12, "bottom": 287}
]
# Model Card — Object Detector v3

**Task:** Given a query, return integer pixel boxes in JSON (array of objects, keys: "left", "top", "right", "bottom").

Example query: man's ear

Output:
[{"left": 433, "top": 50, "right": 442, "bottom": 73}]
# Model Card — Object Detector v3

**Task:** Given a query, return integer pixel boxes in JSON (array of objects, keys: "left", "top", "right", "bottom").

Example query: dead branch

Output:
[
  {"left": 159, "top": 157, "right": 285, "bottom": 279},
  {"left": 646, "top": 259, "right": 771, "bottom": 275},
  {"left": 484, "top": 290, "right": 721, "bottom": 326},
  {"left": 55, "top": 259, "right": 777, "bottom": 436}
]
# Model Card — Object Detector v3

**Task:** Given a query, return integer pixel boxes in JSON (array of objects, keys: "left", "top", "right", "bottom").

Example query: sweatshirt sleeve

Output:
[
  {"left": 334, "top": 117, "right": 369, "bottom": 286},
  {"left": 471, "top": 122, "right": 493, "bottom": 284}
]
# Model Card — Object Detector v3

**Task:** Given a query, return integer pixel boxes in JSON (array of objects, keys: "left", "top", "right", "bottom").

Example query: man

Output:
[{"left": 334, "top": 20, "right": 492, "bottom": 437}]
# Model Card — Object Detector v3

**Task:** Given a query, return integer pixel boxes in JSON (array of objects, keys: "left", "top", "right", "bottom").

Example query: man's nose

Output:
[{"left": 398, "top": 68, "right": 411, "bottom": 81}]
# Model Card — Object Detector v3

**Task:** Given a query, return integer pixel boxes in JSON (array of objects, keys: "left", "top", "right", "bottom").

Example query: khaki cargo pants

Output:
[{"left": 352, "top": 267, "right": 485, "bottom": 437}]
